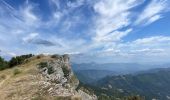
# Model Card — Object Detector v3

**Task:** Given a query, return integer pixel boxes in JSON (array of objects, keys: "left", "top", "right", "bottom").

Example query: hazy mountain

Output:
[
  {"left": 72, "top": 62, "right": 170, "bottom": 75},
  {"left": 90, "top": 67, "right": 170, "bottom": 100},
  {"left": 74, "top": 70, "right": 116, "bottom": 84}
]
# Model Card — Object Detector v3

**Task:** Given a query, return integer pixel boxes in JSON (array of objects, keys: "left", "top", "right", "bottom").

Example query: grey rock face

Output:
[
  {"left": 38, "top": 55, "right": 78, "bottom": 87},
  {"left": 39, "top": 61, "right": 66, "bottom": 84},
  {"left": 37, "top": 54, "right": 97, "bottom": 100}
]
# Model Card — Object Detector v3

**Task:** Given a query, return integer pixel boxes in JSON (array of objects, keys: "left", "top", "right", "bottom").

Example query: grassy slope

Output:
[{"left": 0, "top": 56, "right": 56, "bottom": 100}]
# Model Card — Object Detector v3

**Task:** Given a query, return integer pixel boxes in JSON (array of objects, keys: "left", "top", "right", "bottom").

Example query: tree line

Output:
[{"left": 0, "top": 54, "right": 34, "bottom": 70}]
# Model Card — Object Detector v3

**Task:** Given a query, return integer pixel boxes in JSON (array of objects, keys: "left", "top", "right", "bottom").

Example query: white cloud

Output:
[
  {"left": 84, "top": 35, "right": 170, "bottom": 63},
  {"left": 22, "top": 6, "right": 38, "bottom": 23},
  {"left": 132, "top": 36, "right": 170, "bottom": 45},
  {"left": 94, "top": 28, "right": 132, "bottom": 42},
  {"left": 135, "top": 0, "right": 169, "bottom": 25},
  {"left": 92, "top": 0, "right": 144, "bottom": 49},
  {"left": 22, "top": 33, "right": 39, "bottom": 43},
  {"left": 130, "top": 48, "right": 165, "bottom": 54},
  {"left": 116, "top": 36, "right": 170, "bottom": 56},
  {"left": 67, "top": 0, "right": 84, "bottom": 8},
  {"left": 0, "top": 50, "right": 17, "bottom": 57}
]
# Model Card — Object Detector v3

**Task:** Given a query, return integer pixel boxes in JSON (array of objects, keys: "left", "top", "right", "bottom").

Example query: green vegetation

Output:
[
  {"left": 38, "top": 62, "right": 55, "bottom": 74},
  {"left": 78, "top": 82, "right": 145, "bottom": 100},
  {"left": 0, "top": 56, "right": 8, "bottom": 70},
  {"left": 83, "top": 68, "right": 170, "bottom": 100},
  {"left": 124, "top": 95, "right": 144, "bottom": 100},
  {"left": 9, "top": 54, "right": 34, "bottom": 67},
  {"left": 36, "top": 55, "right": 41, "bottom": 59},
  {"left": 62, "top": 66, "right": 70, "bottom": 77},
  {"left": 76, "top": 82, "right": 96, "bottom": 97},
  {"left": 38, "top": 62, "right": 48, "bottom": 69},
  {"left": 47, "top": 66, "right": 54, "bottom": 74},
  {"left": 0, "top": 54, "right": 34, "bottom": 71},
  {"left": 51, "top": 54, "right": 61, "bottom": 59},
  {"left": 13, "top": 68, "right": 21, "bottom": 75}
]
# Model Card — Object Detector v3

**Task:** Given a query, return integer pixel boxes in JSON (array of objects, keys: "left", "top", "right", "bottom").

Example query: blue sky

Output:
[{"left": 0, "top": 0, "right": 170, "bottom": 63}]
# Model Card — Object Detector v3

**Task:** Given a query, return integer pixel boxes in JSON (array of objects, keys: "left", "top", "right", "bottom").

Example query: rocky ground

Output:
[{"left": 0, "top": 54, "right": 97, "bottom": 100}]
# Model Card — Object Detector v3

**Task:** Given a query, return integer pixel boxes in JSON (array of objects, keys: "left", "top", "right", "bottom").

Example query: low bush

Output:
[
  {"left": 0, "top": 74, "right": 6, "bottom": 80},
  {"left": 62, "top": 66, "right": 70, "bottom": 77},
  {"left": 38, "top": 62, "right": 48, "bottom": 69},
  {"left": 47, "top": 66, "right": 54, "bottom": 74},
  {"left": 13, "top": 68, "right": 21, "bottom": 75}
]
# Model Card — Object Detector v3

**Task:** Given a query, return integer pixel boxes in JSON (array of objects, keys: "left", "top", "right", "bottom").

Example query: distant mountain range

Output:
[
  {"left": 72, "top": 62, "right": 170, "bottom": 74},
  {"left": 74, "top": 69, "right": 116, "bottom": 84},
  {"left": 72, "top": 62, "right": 170, "bottom": 84},
  {"left": 72, "top": 62, "right": 170, "bottom": 100},
  {"left": 86, "top": 67, "right": 170, "bottom": 100}
]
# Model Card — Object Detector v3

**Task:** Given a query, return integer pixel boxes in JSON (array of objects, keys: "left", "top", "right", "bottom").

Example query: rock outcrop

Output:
[{"left": 37, "top": 54, "right": 97, "bottom": 100}]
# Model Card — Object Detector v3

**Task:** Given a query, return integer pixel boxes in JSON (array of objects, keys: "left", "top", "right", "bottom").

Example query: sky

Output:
[{"left": 0, "top": 0, "right": 170, "bottom": 63}]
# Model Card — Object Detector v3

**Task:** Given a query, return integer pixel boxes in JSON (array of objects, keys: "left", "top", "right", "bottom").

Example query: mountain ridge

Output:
[{"left": 0, "top": 54, "right": 97, "bottom": 100}]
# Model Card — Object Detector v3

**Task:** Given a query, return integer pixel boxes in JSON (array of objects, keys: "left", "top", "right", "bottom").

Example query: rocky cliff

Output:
[{"left": 0, "top": 54, "right": 97, "bottom": 100}]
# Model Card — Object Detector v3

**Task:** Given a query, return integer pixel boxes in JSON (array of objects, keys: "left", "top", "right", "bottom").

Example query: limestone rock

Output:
[{"left": 37, "top": 54, "right": 97, "bottom": 100}]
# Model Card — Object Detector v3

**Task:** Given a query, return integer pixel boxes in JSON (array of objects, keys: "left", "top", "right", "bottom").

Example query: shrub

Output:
[
  {"left": 0, "top": 74, "right": 6, "bottom": 80},
  {"left": 38, "top": 62, "right": 54, "bottom": 74},
  {"left": 38, "top": 62, "right": 48, "bottom": 69},
  {"left": 9, "top": 54, "right": 34, "bottom": 67},
  {"left": 51, "top": 54, "right": 60, "bottom": 58},
  {"left": 36, "top": 55, "right": 41, "bottom": 59},
  {"left": 62, "top": 66, "right": 70, "bottom": 77},
  {"left": 0, "top": 56, "right": 8, "bottom": 70},
  {"left": 124, "top": 95, "right": 144, "bottom": 100},
  {"left": 47, "top": 66, "right": 54, "bottom": 74},
  {"left": 13, "top": 68, "right": 21, "bottom": 75}
]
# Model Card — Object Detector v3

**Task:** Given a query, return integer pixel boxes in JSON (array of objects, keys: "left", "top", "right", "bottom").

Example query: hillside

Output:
[
  {"left": 91, "top": 68, "right": 170, "bottom": 100},
  {"left": 72, "top": 63, "right": 167, "bottom": 75},
  {"left": 74, "top": 70, "right": 116, "bottom": 84},
  {"left": 0, "top": 54, "right": 97, "bottom": 100}
]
